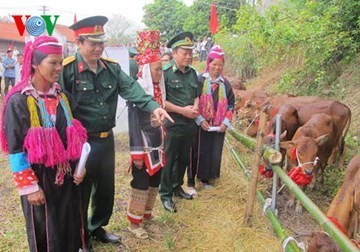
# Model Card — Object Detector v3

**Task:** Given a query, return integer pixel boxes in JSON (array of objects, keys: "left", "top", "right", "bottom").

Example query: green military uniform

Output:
[
  {"left": 129, "top": 47, "right": 139, "bottom": 80},
  {"left": 159, "top": 32, "right": 201, "bottom": 203},
  {"left": 129, "top": 58, "right": 139, "bottom": 80},
  {"left": 58, "top": 15, "right": 160, "bottom": 243}
]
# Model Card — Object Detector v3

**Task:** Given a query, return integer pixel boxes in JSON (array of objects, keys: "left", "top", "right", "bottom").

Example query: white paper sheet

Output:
[
  {"left": 76, "top": 142, "right": 91, "bottom": 176},
  {"left": 208, "top": 126, "right": 221, "bottom": 132}
]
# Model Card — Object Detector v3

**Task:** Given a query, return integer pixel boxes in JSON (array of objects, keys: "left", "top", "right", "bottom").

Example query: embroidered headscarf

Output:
[
  {"left": 0, "top": 36, "right": 87, "bottom": 184},
  {"left": 136, "top": 30, "right": 161, "bottom": 66},
  {"left": 199, "top": 45, "right": 229, "bottom": 126},
  {"left": 1, "top": 36, "right": 62, "bottom": 152},
  {"left": 136, "top": 30, "right": 166, "bottom": 107},
  {"left": 205, "top": 45, "right": 225, "bottom": 72}
]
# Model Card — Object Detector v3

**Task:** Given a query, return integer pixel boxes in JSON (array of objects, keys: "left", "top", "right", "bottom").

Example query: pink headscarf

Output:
[
  {"left": 205, "top": 45, "right": 225, "bottom": 72},
  {"left": 0, "top": 36, "right": 62, "bottom": 152}
]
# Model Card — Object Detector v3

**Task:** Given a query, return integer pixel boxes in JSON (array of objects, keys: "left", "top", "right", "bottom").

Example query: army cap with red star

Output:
[{"left": 70, "top": 16, "right": 108, "bottom": 42}]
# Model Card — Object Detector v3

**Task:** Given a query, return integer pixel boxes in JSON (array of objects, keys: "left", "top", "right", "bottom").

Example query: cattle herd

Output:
[{"left": 232, "top": 87, "right": 359, "bottom": 250}]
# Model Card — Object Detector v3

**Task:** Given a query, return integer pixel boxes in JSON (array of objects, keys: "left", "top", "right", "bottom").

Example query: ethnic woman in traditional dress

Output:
[
  {"left": 0, "top": 36, "right": 87, "bottom": 251},
  {"left": 126, "top": 30, "right": 166, "bottom": 239},
  {"left": 187, "top": 46, "right": 235, "bottom": 196}
]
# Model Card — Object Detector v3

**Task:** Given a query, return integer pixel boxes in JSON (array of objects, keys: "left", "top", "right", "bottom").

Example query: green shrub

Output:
[{"left": 218, "top": 0, "right": 359, "bottom": 93}]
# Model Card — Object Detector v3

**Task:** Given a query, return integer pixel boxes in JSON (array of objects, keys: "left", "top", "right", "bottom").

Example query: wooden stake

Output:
[{"left": 244, "top": 112, "right": 267, "bottom": 226}]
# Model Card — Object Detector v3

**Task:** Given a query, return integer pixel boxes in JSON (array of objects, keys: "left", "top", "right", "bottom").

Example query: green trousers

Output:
[
  {"left": 160, "top": 129, "right": 195, "bottom": 201},
  {"left": 81, "top": 133, "right": 115, "bottom": 241}
]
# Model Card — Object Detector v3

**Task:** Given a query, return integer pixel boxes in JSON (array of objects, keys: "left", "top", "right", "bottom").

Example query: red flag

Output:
[
  {"left": 73, "top": 13, "right": 77, "bottom": 24},
  {"left": 209, "top": 3, "right": 219, "bottom": 35}
]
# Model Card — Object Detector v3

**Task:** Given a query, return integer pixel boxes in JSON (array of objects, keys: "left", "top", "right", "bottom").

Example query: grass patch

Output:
[{"left": 0, "top": 133, "right": 281, "bottom": 251}]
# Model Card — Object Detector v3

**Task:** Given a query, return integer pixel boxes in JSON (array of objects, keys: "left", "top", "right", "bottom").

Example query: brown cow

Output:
[
  {"left": 240, "top": 94, "right": 296, "bottom": 137},
  {"left": 246, "top": 96, "right": 325, "bottom": 140},
  {"left": 307, "top": 232, "right": 342, "bottom": 252},
  {"left": 297, "top": 101, "right": 351, "bottom": 165},
  {"left": 239, "top": 95, "right": 322, "bottom": 122},
  {"left": 264, "top": 103, "right": 299, "bottom": 145},
  {"left": 233, "top": 89, "right": 268, "bottom": 116},
  {"left": 266, "top": 100, "right": 351, "bottom": 166},
  {"left": 327, "top": 155, "right": 360, "bottom": 241},
  {"left": 306, "top": 155, "right": 360, "bottom": 251},
  {"left": 226, "top": 76, "right": 246, "bottom": 91},
  {"left": 280, "top": 113, "right": 336, "bottom": 213}
]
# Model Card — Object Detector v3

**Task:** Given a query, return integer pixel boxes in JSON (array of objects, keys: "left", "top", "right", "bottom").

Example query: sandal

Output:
[
  {"left": 203, "top": 183, "right": 214, "bottom": 189},
  {"left": 187, "top": 187, "right": 198, "bottom": 198},
  {"left": 128, "top": 226, "right": 149, "bottom": 239}
]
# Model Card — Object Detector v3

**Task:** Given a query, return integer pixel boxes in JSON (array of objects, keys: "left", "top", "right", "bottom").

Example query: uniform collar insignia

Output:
[
  {"left": 78, "top": 62, "right": 85, "bottom": 73},
  {"left": 99, "top": 60, "right": 106, "bottom": 69}
]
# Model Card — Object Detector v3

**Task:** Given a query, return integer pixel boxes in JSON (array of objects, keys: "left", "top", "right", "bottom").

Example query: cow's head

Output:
[
  {"left": 264, "top": 130, "right": 287, "bottom": 146},
  {"left": 280, "top": 135, "right": 328, "bottom": 175},
  {"left": 306, "top": 232, "right": 342, "bottom": 252},
  {"left": 237, "top": 100, "right": 258, "bottom": 120},
  {"left": 245, "top": 119, "right": 259, "bottom": 137}
]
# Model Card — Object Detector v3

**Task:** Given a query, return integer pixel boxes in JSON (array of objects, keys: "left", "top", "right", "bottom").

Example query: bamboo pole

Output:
[
  {"left": 228, "top": 128, "right": 282, "bottom": 164},
  {"left": 244, "top": 112, "right": 267, "bottom": 226},
  {"left": 272, "top": 165, "right": 359, "bottom": 252},
  {"left": 224, "top": 137, "right": 248, "bottom": 174},
  {"left": 271, "top": 114, "right": 282, "bottom": 211},
  {"left": 225, "top": 137, "right": 301, "bottom": 252},
  {"left": 226, "top": 129, "right": 358, "bottom": 251}
]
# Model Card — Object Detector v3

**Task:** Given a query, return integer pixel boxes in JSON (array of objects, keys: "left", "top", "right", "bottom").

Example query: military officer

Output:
[
  {"left": 128, "top": 47, "right": 139, "bottom": 80},
  {"left": 59, "top": 15, "right": 172, "bottom": 250},
  {"left": 160, "top": 32, "right": 201, "bottom": 212}
]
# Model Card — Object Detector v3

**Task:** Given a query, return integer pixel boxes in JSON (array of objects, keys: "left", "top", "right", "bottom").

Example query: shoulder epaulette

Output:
[
  {"left": 62, "top": 56, "right": 76, "bottom": 66},
  {"left": 189, "top": 64, "right": 197, "bottom": 71},
  {"left": 102, "top": 57, "right": 118, "bottom": 63},
  {"left": 162, "top": 62, "right": 172, "bottom": 71}
]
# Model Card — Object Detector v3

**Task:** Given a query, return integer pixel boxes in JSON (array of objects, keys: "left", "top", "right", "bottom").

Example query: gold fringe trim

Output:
[{"left": 27, "top": 96, "right": 41, "bottom": 127}]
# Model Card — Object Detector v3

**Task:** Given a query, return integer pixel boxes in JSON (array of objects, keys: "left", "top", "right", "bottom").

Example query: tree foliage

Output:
[
  {"left": 142, "top": 0, "right": 241, "bottom": 42},
  {"left": 216, "top": 0, "right": 359, "bottom": 95},
  {"left": 105, "top": 14, "right": 137, "bottom": 46},
  {"left": 141, "top": 0, "right": 359, "bottom": 95},
  {"left": 143, "top": 0, "right": 188, "bottom": 41}
]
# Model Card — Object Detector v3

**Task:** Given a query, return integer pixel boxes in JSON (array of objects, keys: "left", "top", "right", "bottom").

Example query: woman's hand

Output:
[
  {"left": 219, "top": 123, "right": 227, "bottom": 133},
  {"left": 27, "top": 188, "right": 46, "bottom": 205},
  {"left": 73, "top": 167, "right": 86, "bottom": 185},
  {"left": 200, "top": 120, "right": 210, "bottom": 131},
  {"left": 133, "top": 160, "right": 144, "bottom": 170}
]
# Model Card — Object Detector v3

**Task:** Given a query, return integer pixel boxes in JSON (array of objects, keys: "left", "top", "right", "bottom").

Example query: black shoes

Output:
[
  {"left": 174, "top": 187, "right": 193, "bottom": 200},
  {"left": 90, "top": 227, "right": 121, "bottom": 244},
  {"left": 162, "top": 199, "right": 177, "bottom": 213}
]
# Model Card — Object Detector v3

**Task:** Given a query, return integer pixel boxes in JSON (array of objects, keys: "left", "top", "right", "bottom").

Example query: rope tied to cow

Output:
[
  {"left": 262, "top": 198, "right": 272, "bottom": 216},
  {"left": 244, "top": 112, "right": 260, "bottom": 134},
  {"left": 282, "top": 236, "right": 306, "bottom": 252},
  {"left": 295, "top": 148, "right": 320, "bottom": 168},
  {"left": 262, "top": 198, "right": 278, "bottom": 216},
  {"left": 278, "top": 148, "right": 320, "bottom": 188}
]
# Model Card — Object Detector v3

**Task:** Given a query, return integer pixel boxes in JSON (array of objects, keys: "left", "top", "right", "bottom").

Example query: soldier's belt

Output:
[{"left": 88, "top": 130, "right": 112, "bottom": 138}]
